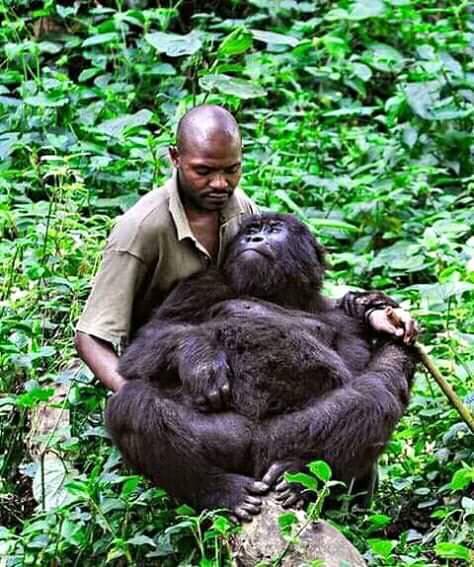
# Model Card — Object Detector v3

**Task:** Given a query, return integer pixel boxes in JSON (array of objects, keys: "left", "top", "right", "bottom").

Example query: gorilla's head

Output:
[{"left": 223, "top": 213, "right": 326, "bottom": 310}]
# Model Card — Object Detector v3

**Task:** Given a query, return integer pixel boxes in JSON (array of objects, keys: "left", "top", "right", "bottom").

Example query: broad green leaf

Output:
[
  {"left": 329, "top": 0, "right": 386, "bottom": 20},
  {"left": 97, "top": 109, "right": 153, "bottom": 138},
  {"left": 351, "top": 62, "right": 372, "bottom": 82},
  {"left": 450, "top": 467, "right": 474, "bottom": 490},
  {"left": 32, "top": 456, "right": 77, "bottom": 511},
  {"left": 278, "top": 511, "right": 298, "bottom": 536},
  {"left": 0, "top": 132, "right": 19, "bottom": 159},
  {"left": 274, "top": 189, "right": 304, "bottom": 216},
  {"left": 82, "top": 32, "right": 119, "bottom": 47},
  {"left": 284, "top": 472, "right": 317, "bottom": 490},
  {"left": 349, "top": 0, "right": 386, "bottom": 20},
  {"left": 199, "top": 74, "right": 265, "bottom": 99},
  {"left": 127, "top": 535, "right": 156, "bottom": 547},
  {"left": 323, "top": 106, "right": 378, "bottom": 117},
  {"left": 16, "top": 387, "right": 54, "bottom": 408},
  {"left": 250, "top": 29, "right": 299, "bottom": 47},
  {"left": 368, "top": 539, "right": 397, "bottom": 559},
  {"left": 24, "top": 93, "right": 68, "bottom": 107},
  {"left": 404, "top": 81, "right": 441, "bottom": 119},
  {"left": 306, "top": 218, "right": 359, "bottom": 234},
  {"left": 307, "top": 460, "right": 332, "bottom": 482},
  {"left": 217, "top": 28, "right": 252, "bottom": 57},
  {"left": 363, "top": 42, "right": 405, "bottom": 73},
  {"left": 435, "top": 542, "right": 472, "bottom": 561},
  {"left": 145, "top": 31, "right": 202, "bottom": 57}
]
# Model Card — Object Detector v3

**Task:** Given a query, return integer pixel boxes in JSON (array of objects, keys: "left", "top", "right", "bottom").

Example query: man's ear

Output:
[{"left": 169, "top": 146, "right": 180, "bottom": 168}]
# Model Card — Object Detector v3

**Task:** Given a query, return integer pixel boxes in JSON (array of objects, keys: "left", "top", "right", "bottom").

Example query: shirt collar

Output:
[{"left": 168, "top": 169, "right": 244, "bottom": 241}]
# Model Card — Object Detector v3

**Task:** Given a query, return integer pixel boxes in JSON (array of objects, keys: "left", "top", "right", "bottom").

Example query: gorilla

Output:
[{"left": 105, "top": 213, "right": 416, "bottom": 520}]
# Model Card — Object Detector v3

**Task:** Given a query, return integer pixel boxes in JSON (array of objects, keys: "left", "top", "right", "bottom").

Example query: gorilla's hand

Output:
[
  {"left": 178, "top": 349, "right": 232, "bottom": 412},
  {"left": 368, "top": 306, "right": 418, "bottom": 344}
]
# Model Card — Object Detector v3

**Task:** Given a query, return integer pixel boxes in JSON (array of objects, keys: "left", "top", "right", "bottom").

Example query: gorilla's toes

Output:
[
  {"left": 275, "top": 479, "right": 306, "bottom": 508},
  {"left": 233, "top": 494, "right": 263, "bottom": 522},
  {"left": 261, "top": 459, "right": 305, "bottom": 487}
]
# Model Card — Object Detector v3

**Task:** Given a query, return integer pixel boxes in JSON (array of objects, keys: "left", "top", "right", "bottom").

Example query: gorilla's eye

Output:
[
  {"left": 268, "top": 223, "right": 283, "bottom": 233},
  {"left": 246, "top": 225, "right": 260, "bottom": 235}
]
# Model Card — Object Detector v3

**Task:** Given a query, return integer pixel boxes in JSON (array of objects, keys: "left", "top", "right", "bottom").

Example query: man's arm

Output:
[{"left": 75, "top": 332, "right": 127, "bottom": 392}]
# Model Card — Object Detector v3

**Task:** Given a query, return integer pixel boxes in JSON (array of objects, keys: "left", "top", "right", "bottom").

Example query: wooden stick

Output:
[
  {"left": 415, "top": 343, "right": 474, "bottom": 433},
  {"left": 385, "top": 307, "right": 474, "bottom": 433}
]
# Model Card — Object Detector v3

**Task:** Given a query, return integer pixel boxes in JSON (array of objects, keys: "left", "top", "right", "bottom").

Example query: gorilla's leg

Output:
[
  {"left": 105, "top": 381, "right": 269, "bottom": 520},
  {"left": 254, "top": 343, "right": 415, "bottom": 484}
]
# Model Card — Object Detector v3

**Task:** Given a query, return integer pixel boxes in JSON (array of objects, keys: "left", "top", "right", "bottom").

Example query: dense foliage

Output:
[{"left": 0, "top": 1, "right": 473, "bottom": 565}]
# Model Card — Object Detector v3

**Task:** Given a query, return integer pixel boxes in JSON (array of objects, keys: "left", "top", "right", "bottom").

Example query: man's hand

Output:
[{"left": 368, "top": 306, "right": 418, "bottom": 344}]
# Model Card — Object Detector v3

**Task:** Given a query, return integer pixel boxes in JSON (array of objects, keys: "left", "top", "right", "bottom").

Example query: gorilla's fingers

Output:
[
  {"left": 240, "top": 501, "right": 261, "bottom": 514},
  {"left": 233, "top": 507, "right": 253, "bottom": 522},
  {"left": 275, "top": 479, "right": 289, "bottom": 492},
  {"left": 243, "top": 495, "right": 263, "bottom": 506},
  {"left": 261, "top": 461, "right": 292, "bottom": 487},
  {"left": 282, "top": 493, "right": 303, "bottom": 508},
  {"left": 248, "top": 480, "right": 270, "bottom": 494}
]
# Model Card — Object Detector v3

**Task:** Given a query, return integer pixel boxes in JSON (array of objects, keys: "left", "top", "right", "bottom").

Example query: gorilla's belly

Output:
[{"left": 209, "top": 300, "right": 350, "bottom": 420}]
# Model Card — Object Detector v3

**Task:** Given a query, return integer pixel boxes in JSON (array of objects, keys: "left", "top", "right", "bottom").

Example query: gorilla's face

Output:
[
  {"left": 223, "top": 214, "right": 326, "bottom": 309},
  {"left": 233, "top": 218, "right": 288, "bottom": 262}
]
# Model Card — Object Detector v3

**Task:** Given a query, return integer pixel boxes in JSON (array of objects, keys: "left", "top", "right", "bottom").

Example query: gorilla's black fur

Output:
[{"left": 106, "top": 213, "right": 416, "bottom": 519}]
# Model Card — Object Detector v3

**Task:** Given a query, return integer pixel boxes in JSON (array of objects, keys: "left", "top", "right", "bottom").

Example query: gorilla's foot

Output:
[
  {"left": 261, "top": 460, "right": 309, "bottom": 508},
  {"left": 202, "top": 473, "right": 270, "bottom": 522}
]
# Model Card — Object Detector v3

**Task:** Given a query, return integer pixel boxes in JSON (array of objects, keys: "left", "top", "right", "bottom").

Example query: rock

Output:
[{"left": 234, "top": 494, "right": 367, "bottom": 566}]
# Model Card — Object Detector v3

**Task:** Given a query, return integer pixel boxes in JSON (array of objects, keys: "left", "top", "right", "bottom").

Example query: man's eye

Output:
[
  {"left": 225, "top": 166, "right": 240, "bottom": 174},
  {"left": 195, "top": 168, "right": 211, "bottom": 176}
]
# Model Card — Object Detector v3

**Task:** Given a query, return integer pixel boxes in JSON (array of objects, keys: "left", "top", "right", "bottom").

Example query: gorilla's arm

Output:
[
  {"left": 118, "top": 269, "right": 236, "bottom": 409},
  {"left": 263, "top": 341, "right": 416, "bottom": 481}
]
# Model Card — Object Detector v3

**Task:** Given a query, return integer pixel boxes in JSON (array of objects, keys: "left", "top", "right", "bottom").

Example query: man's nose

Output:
[{"left": 209, "top": 174, "right": 228, "bottom": 190}]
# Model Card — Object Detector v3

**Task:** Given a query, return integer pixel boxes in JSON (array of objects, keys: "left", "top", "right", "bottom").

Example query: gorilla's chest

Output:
[{"left": 208, "top": 300, "right": 344, "bottom": 420}]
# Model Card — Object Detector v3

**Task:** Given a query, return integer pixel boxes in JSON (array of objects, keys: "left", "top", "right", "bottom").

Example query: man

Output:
[{"left": 75, "top": 105, "right": 416, "bottom": 391}]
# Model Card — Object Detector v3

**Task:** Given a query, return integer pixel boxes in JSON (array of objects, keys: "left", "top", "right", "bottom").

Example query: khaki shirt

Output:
[{"left": 77, "top": 171, "right": 258, "bottom": 347}]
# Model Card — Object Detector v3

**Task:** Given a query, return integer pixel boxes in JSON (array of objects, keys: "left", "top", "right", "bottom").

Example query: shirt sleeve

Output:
[{"left": 76, "top": 249, "right": 148, "bottom": 348}]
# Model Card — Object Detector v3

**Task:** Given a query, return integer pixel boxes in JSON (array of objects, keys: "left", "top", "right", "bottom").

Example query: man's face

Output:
[{"left": 169, "top": 133, "right": 242, "bottom": 211}]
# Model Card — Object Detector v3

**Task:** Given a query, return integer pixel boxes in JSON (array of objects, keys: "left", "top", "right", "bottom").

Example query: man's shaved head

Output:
[{"left": 176, "top": 105, "right": 241, "bottom": 154}]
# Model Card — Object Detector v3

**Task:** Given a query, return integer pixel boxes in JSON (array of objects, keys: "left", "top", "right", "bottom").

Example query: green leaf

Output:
[
  {"left": 96, "top": 109, "right": 153, "bottom": 138},
  {"left": 0, "top": 132, "right": 19, "bottom": 159},
  {"left": 306, "top": 218, "right": 359, "bottom": 234},
  {"left": 250, "top": 29, "right": 299, "bottom": 47},
  {"left": 145, "top": 31, "right": 202, "bottom": 57},
  {"left": 199, "top": 74, "right": 266, "bottom": 99},
  {"left": 24, "top": 93, "right": 68, "bottom": 107},
  {"left": 217, "top": 28, "right": 252, "bottom": 57},
  {"left": 16, "top": 387, "right": 54, "bottom": 408},
  {"left": 284, "top": 472, "right": 317, "bottom": 491},
  {"left": 363, "top": 42, "right": 405, "bottom": 73},
  {"left": 127, "top": 535, "right": 156, "bottom": 547},
  {"left": 278, "top": 511, "right": 298, "bottom": 536},
  {"left": 82, "top": 32, "right": 119, "bottom": 47},
  {"left": 368, "top": 539, "right": 397, "bottom": 559},
  {"left": 274, "top": 189, "right": 304, "bottom": 216},
  {"left": 32, "top": 456, "right": 77, "bottom": 511},
  {"left": 450, "top": 467, "right": 474, "bottom": 490},
  {"left": 435, "top": 542, "right": 472, "bottom": 561},
  {"left": 348, "top": 0, "right": 386, "bottom": 20},
  {"left": 307, "top": 460, "right": 332, "bottom": 482},
  {"left": 404, "top": 81, "right": 441, "bottom": 119}
]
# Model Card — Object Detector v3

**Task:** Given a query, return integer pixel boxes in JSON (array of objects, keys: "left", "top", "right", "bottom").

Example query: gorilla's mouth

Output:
[{"left": 235, "top": 248, "right": 272, "bottom": 259}]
